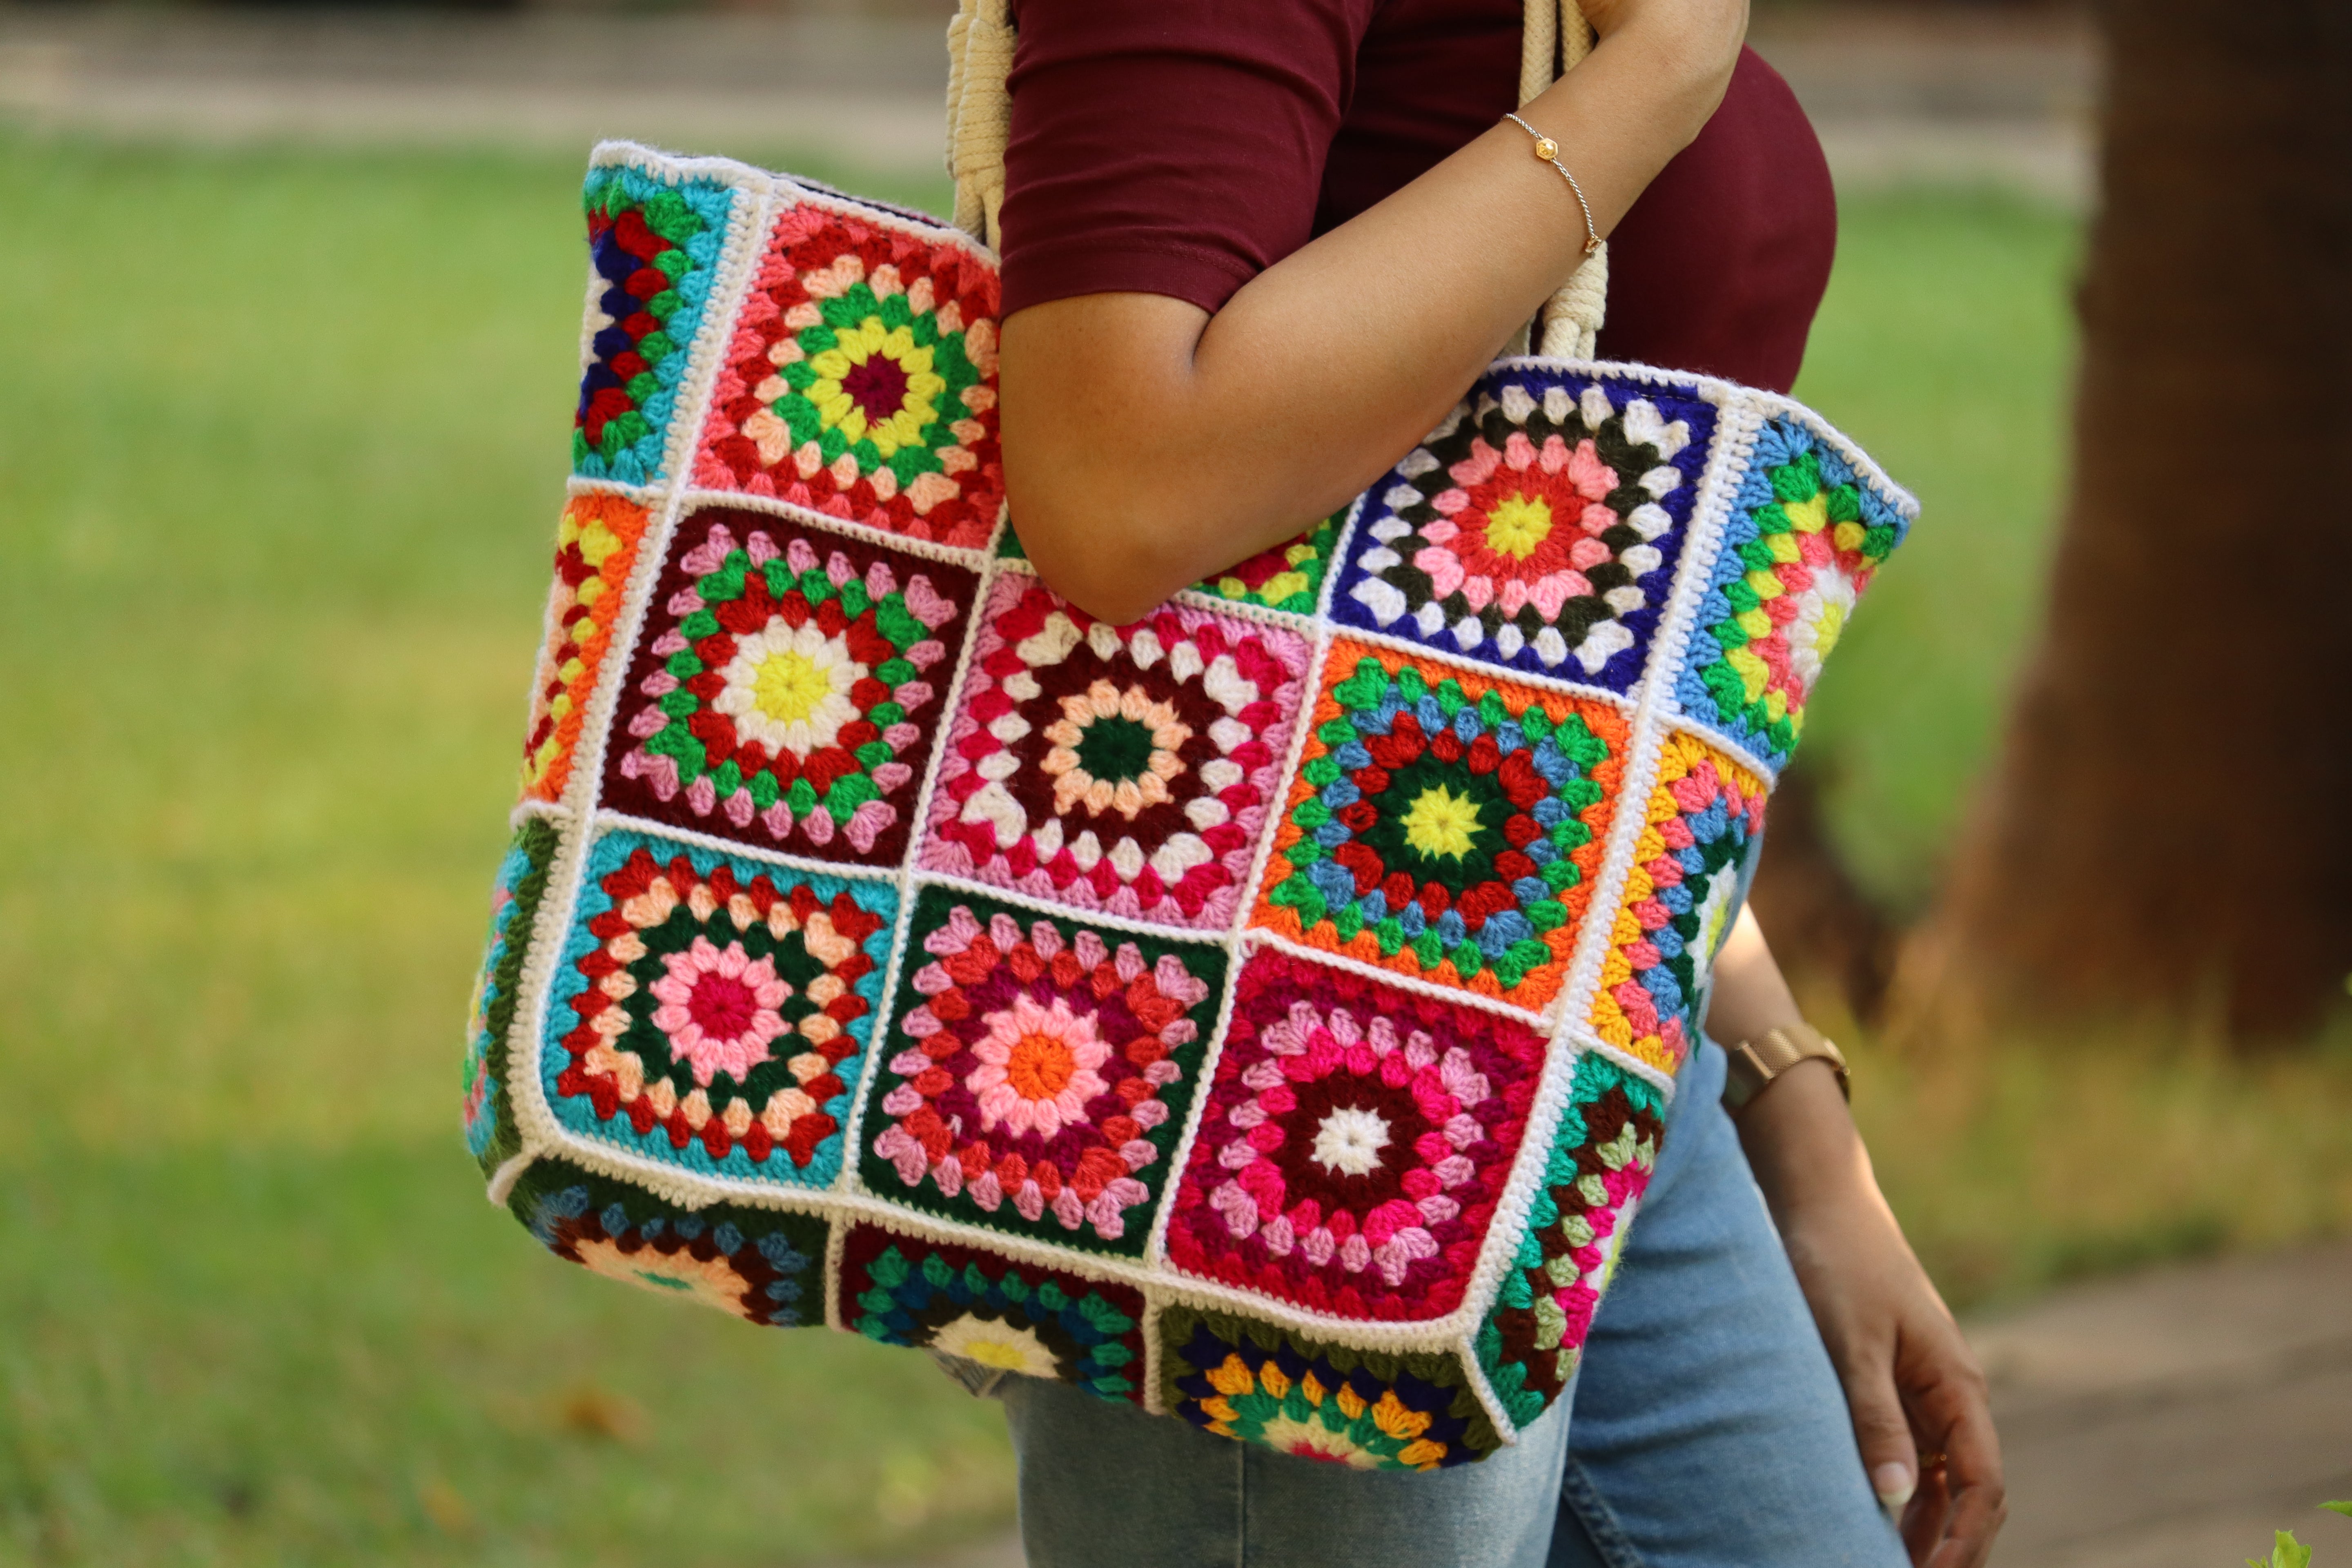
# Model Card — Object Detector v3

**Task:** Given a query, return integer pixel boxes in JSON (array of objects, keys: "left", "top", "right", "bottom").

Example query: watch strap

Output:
[{"left": 1722, "top": 1023, "right": 1849, "bottom": 1113}]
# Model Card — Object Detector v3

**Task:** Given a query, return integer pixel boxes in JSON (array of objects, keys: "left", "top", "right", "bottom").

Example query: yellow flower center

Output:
[
  {"left": 804, "top": 316, "right": 945, "bottom": 459},
  {"left": 752, "top": 650, "right": 831, "bottom": 724},
  {"left": 1005, "top": 1032, "right": 1076, "bottom": 1101},
  {"left": 962, "top": 1336, "right": 1039, "bottom": 1371},
  {"left": 1400, "top": 784, "right": 1483, "bottom": 860},
  {"left": 1482, "top": 493, "right": 1555, "bottom": 560}
]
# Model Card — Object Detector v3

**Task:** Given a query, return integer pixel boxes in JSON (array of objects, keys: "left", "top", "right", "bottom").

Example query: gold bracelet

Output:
[
  {"left": 1502, "top": 112, "right": 1602, "bottom": 256},
  {"left": 1722, "top": 1023, "right": 1851, "bottom": 1114}
]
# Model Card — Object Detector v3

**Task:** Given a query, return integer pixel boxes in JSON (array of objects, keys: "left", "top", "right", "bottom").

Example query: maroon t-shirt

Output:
[{"left": 999, "top": 0, "right": 1835, "bottom": 392}]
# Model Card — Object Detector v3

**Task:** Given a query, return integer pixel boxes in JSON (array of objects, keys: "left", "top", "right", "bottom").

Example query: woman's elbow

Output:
[{"left": 1005, "top": 480, "right": 1190, "bottom": 626}]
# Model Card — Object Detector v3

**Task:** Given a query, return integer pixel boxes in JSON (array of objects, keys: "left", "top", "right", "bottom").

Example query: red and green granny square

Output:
[
  {"left": 858, "top": 885, "right": 1227, "bottom": 1257},
  {"left": 604, "top": 504, "right": 979, "bottom": 866}
]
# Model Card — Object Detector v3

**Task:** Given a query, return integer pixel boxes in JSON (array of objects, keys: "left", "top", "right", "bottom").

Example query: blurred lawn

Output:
[
  {"left": 4, "top": 135, "right": 2350, "bottom": 1565},
  {"left": 1792, "top": 189, "right": 2075, "bottom": 911}
]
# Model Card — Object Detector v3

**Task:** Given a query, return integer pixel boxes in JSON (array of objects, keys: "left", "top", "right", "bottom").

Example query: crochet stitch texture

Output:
[{"left": 468, "top": 143, "right": 1914, "bottom": 1472}]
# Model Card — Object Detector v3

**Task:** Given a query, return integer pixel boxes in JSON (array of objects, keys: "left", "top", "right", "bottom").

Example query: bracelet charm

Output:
[{"left": 1503, "top": 111, "right": 1603, "bottom": 256}]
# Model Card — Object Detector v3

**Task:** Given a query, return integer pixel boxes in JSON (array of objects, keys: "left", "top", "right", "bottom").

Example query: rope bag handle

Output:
[{"left": 945, "top": 0, "right": 1606, "bottom": 356}]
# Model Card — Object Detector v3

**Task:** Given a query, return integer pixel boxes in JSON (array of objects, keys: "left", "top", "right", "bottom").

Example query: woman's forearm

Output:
[
  {"left": 1709, "top": 911, "right": 2005, "bottom": 1553},
  {"left": 1702, "top": 902, "right": 1806, "bottom": 1049},
  {"left": 998, "top": 3, "right": 1746, "bottom": 623},
  {"left": 1707, "top": 904, "right": 1869, "bottom": 1213}
]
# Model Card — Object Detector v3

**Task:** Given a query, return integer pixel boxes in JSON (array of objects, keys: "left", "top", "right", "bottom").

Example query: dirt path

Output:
[{"left": 1976, "top": 1241, "right": 2352, "bottom": 1567}]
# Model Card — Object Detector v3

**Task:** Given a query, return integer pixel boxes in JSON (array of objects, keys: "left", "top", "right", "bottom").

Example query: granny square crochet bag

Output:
[{"left": 462, "top": 0, "right": 1916, "bottom": 1470}]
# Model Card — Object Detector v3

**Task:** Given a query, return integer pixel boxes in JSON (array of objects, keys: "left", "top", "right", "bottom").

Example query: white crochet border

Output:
[{"left": 485, "top": 140, "right": 1918, "bottom": 1445}]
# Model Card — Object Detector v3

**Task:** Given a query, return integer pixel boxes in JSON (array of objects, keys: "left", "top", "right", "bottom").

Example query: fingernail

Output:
[{"left": 1872, "top": 1462, "right": 1915, "bottom": 1510}]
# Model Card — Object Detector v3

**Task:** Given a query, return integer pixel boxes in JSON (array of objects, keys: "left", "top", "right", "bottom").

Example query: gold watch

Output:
[{"left": 1722, "top": 1023, "right": 1849, "bottom": 1114}]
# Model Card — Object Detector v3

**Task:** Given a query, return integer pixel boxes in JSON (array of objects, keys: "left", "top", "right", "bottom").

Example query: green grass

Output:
[
  {"left": 0, "top": 136, "right": 1008, "bottom": 1567},
  {"left": 2, "top": 1149, "right": 1011, "bottom": 1566},
  {"left": 1793, "top": 189, "right": 2084, "bottom": 912},
  {"left": 1842, "top": 1018, "right": 2352, "bottom": 1309},
  {"left": 3, "top": 133, "right": 2344, "bottom": 1564}
]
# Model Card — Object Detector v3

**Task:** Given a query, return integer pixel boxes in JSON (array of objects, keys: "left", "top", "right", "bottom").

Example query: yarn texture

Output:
[{"left": 465, "top": 138, "right": 1914, "bottom": 1472}]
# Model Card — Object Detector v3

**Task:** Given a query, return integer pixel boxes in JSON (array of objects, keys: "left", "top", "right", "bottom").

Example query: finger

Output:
[
  {"left": 1924, "top": 1383, "right": 2006, "bottom": 1568},
  {"left": 1901, "top": 1459, "right": 1952, "bottom": 1566},
  {"left": 1839, "top": 1359, "right": 1920, "bottom": 1516}
]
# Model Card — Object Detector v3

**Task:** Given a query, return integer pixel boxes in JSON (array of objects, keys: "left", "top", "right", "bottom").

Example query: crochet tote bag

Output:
[{"left": 462, "top": 0, "right": 1916, "bottom": 1470}]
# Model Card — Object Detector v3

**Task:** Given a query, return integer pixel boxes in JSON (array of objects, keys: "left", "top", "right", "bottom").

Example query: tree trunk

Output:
[{"left": 1914, "top": 0, "right": 2352, "bottom": 1040}]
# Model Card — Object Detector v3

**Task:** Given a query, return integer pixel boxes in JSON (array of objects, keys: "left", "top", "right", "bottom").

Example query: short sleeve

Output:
[{"left": 998, "top": 0, "right": 1379, "bottom": 319}]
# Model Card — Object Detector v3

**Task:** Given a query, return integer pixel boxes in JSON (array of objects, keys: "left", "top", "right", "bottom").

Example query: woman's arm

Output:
[
  {"left": 998, "top": 0, "right": 1749, "bottom": 624},
  {"left": 1708, "top": 906, "right": 2007, "bottom": 1568}
]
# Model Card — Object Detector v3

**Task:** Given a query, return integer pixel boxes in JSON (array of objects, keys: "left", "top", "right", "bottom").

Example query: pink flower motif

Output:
[
  {"left": 1405, "top": 432, "right": 1622, "bottom": 626},
  {"left": 965, "top": 992, "right": 1114, "bottom": 1139},
  {"left": 1186, "top": 989, "right": 1521, "bottom": 1303},
  {"left": 648, "top": 936, "right": 793, "bottom": 1087},
  {"left": 867, "top": 899, "right": 1212, "bottom": 1243}
]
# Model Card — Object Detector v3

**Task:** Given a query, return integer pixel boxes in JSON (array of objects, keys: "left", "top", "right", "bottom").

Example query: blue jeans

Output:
[{"left": 997, "top": 1042, "right": 1905, "bottom": 1568}]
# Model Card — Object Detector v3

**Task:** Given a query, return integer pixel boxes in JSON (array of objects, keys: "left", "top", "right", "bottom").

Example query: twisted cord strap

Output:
[
  {"left": 946, "top": 0, "right": 1013, "bottom": 247},
  {"left": 1523, "top": 0, "right": 1606, "bottom": 359}
]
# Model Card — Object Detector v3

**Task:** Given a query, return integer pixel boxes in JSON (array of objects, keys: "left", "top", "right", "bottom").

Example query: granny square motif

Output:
[
  {"left": 1250, "top": 641, "right": 1630, "bottom": 1009},
  {"left": 1329, "top": 370, "right": 1716, "bottom": 690},
  {"left": 1162, "top": 949, "right": 1547, "bottom": 1321},
  {"left": 575, "top": 167, "right": 738, "bottom": 487},
  {"left": 512, "top": 1154, "right": 830, "bottom": 1327},
  {"left": 521, "top": 493, "right": 655, "bottom": 805},
  {"left": 1474, "top": 1049, "right": 1664, "bottom": 1423},
  {"left": 1672, "top": 416, "right": 1907, "bottom": 770},
  {"left": 920, "top": 571, "right": 1311, "bottom": 931},
  {"left": 463, "top": 817, "right": 559, "bottom": 1173},
  {"left": 838, "top": 1224, "right": 1147, "bottom": 1400},
  {"left": 544, "top": 826, "right": 898, "bottom": 1187},
  {"left": 695, "top": 197, "right": 1003, "bottom": 549},
  {"left": 470, "top": 143, "right": 1915, "bottom": 1472},
  {"left": 1589, "top": 733, "right": 1768, "bottom": 1077},
  {"left": 1159, "top": 1305, "right": 1505, "bottom": 1469},
  {"left": 858, "top": 885, "right": 1225, "bottom": 1255},
  {"left": 602, "top": 503, "right": 977, "bottom": 864},
  {"left": 1194, "top": 508, "right": 1351, "bottom": 615}
]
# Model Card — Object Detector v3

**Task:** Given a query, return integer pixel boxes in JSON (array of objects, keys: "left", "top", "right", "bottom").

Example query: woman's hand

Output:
[
  {"left": 1738, "top": 1064, "right": 2008, "bottom": 1568},
  {"left": 1705, "top": 907, "right": 2006, "bottom": 1566},
  {"left": 1577, "top": 0, "right": 1748, "bottom": 102}
]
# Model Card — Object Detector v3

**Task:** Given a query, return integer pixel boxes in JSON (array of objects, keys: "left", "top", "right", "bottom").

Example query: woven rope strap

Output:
[
  {"left": 944, "top": 0, "right": 1013, "bottom": 244},
  {"left": 945, "top": 0, "right": 1606, "bottom": 356}
]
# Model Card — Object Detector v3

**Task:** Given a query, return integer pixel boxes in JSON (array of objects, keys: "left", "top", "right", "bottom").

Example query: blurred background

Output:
[{"left": 2, "top": 0, "right": 2347, "bottom": 1563}]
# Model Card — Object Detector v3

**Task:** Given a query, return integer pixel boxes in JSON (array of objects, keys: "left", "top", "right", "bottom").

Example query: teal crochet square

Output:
[
  {"left": 462, "top": 816, "right": 559, "bottom": 1175},
  {"left": 574, "top": 165, "right": 738, "bottom": 486},
  {"left": 1671, "top": 416, "right": 1911, "bottom": 772},
  {"left": 838, "top": 1224, "right": 1146, "bottom": 1401},
  {"left": 542, "top": 826, "right": 898, "bottom": 1188},
  {"left": 1474, "top": 1049, "right": 1664, "bottom": 1424}
]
